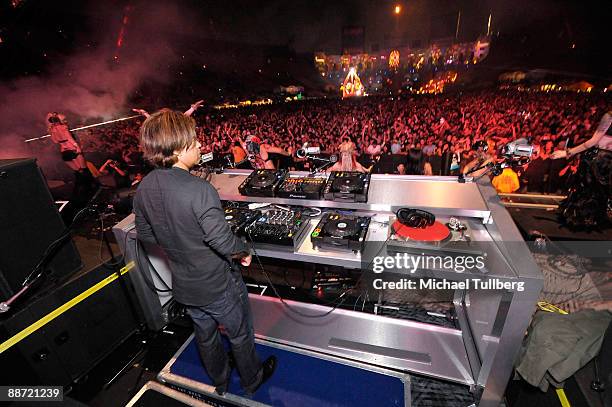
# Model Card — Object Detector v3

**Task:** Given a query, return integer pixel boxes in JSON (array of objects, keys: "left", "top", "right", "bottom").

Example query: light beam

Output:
[{"left": 24, "top": 114, "right": 141, "bottom": 143}]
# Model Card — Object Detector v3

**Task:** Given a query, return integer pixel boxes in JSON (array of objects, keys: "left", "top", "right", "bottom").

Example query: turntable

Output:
[
  {"left": 311, "top": 212, "right": 371, "bottom": 252},
  {"left": 238, "top": 169, "right": 287, "bottom": 197},
  {"left": 323, "top": 172, "right": 371, "bottom": 202},
  {"left": 277, "top": 175, "right": 327, "bottom": 200},
  {"left": 387, "top": 216, "right": 482, "bottom": 257}
]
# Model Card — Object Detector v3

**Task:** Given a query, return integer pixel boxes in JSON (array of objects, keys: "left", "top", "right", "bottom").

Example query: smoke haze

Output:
[{"left": 0, "top": 1, "right": 200, "bottom": 174}]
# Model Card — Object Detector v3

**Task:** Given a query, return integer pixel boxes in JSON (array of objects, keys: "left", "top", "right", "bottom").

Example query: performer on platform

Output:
[
  {"left": 327, "top": 137, "right": 368, "bottom": 173},
  {"left": 133, "top": 110, "right": 276, "bottom": 395},
  {"left": 132, "top": 99, "right": 205, "bottom": 118},
  {"left": 238, "top": 134, "right": 290, "bottom": 169},
  {"left": 46, "top": 112, "right": 87, "bottom": 172},
  {"left": 551, "top": 111, "right": 612, "bottom": 229}
]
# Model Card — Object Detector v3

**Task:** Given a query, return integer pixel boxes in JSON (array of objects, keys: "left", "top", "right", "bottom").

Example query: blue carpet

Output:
[{"left": 169, "top": 337, "right": 406, "bottom": 407}]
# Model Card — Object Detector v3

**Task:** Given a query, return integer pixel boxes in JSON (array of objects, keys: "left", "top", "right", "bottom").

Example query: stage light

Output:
[{"left": 394, "top": 5, "right": 401, "bottom": 14}]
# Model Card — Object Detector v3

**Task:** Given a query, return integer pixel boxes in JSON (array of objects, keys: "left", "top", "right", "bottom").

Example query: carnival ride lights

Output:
[
  {"left": 213, "top": 98, "right": 273, "bottom": 110},
  {"left": 389, "top": 50, "right": 400, "bottom": 69},
  {"left": 415, "top": 72, "right": 458, "bottom": 94},
  {"left": 314, "top": 39, "right": 489, "bottom": 79}
]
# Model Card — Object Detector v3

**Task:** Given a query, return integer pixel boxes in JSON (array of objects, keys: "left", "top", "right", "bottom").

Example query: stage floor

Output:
[
  {"left": 508, "top": 207, "right": 612, "bottom": 241},
  {"left": 57, "top": 197, "right": 610, "bottom": 406},
  {"left": 159, "top": 334, "right": 409, "bottom": 407}
]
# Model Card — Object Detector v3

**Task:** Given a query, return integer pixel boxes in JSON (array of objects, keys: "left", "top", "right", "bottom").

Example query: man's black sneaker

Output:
[
  {"left": 215, "top": 382, "right": 228, "bottom": 396},
  {"left": 248, "top": 356, "right": 277, "bottom": 395},
  {"left": 215, "top": 366, "right": 233, "bottom": 396}
]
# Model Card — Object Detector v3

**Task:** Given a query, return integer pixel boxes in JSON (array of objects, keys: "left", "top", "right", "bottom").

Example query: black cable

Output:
[
  {"left": 353, "top": 292, "right": 363, "bottom": 311},
  {"left": 246, "top": 230, "right": 390, "bottom": 318},
  {"left": 301, "top": 207, "right": 322, "bottom": 217},
  {"left": 303, "top": 284, "right": 356, "bottom": 307},
  {"left": 247, "top": 231, "right": 351, "bottom": 318},
  {"left": 22, "top": 186, "right": 109, "bottom": 287},
  {"left": 362, "top": 290, "right": 369, "bottom": 312},
  {"left": 129, "top": 363, "right": 148, "bottom": 396},
  {"left": 283, "top": 268, "right": 291, "bottom": 287},
  {"left": 253, "top": 250, "right": 351, "bottom": 318},
  {"left": 98, "top": 214, "right": 126, "bottom": 267},
  {"left": 133, "top": 236, "right": 172, "bottom": 293},
  {"left": 535, "top": 232, "right": 591, "bottom": 299},
  {"left": 21, "top": 205, "right": 91, "bottom": 286},
  {"left": 541, "top": 273, "right": 586, "bottom": 298},
  {"left": 139, "top": 241, "right": 172, "bottom": 291},
  {"left": 98, "top": 215, "right": 107, "bottom": 263}
]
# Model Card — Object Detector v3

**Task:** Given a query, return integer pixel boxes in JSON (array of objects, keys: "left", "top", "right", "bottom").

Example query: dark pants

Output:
[{"left": 186, "top": 272, "right": 263, "bottom": 392}]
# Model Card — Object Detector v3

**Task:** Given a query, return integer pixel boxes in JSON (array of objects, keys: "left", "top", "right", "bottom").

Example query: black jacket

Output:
[{"left": 133, "top": 167, "right": 248, "bottom": 306}]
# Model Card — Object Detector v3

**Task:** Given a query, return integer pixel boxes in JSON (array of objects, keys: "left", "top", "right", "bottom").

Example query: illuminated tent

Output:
[
  {"left": 566, "top": 81, "right": 594, "bottom": 92},
  {"left": 498, "top": 71, "right": 526, "bottom": 82},
  {"left": 341, "top": 67, "right": 364, "bottom": 98}
]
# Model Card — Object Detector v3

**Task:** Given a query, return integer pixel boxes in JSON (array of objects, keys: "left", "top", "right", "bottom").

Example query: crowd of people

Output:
[{"left": 68, "top": 88, "right": 609, "bottom": 195}]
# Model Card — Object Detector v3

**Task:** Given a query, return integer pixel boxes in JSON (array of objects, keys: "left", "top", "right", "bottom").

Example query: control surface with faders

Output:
[
  {"left": 277, "top": 175, "right": 327, "bottom": 200},
  {"left": 222, "top": 205, "right": 261, "bottom": 235},
  {"left": 245, "top": 209, "right": 310, "bottom": 249}
]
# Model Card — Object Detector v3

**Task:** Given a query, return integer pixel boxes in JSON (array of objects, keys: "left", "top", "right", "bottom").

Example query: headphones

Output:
[{"left": 396, "top": 208, "right": 435, "bottom": 228}]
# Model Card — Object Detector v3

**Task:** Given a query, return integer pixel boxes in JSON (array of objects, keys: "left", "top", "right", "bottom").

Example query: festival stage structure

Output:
[{"left": 341, "top": 67, "right": 364, "bottom": 98}]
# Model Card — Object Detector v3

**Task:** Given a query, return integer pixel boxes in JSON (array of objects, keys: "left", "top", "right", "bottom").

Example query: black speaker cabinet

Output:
[
  {"left": 0, "top": 158, "right": 82, "bottom": 301},
  {"left": 0, "top": 262, "right": 140, "bottom": 386}
]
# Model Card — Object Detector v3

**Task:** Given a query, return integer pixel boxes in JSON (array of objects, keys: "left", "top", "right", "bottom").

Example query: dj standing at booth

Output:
[{"left": 133, "top": 110, "right": 276, "bottom": 396}]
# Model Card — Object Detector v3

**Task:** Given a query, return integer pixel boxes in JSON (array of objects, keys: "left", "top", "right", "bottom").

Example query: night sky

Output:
[
  {"left": 0, "top": 0, "right": 608, "bottom": 163},
  {"left": 1, "top": 0, "right": 609, "bottom": 80}
]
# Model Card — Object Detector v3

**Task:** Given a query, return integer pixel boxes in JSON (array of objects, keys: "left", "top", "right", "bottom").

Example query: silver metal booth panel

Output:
[{"left": 113, "top": 171, "right": 543, "bottom": 406}]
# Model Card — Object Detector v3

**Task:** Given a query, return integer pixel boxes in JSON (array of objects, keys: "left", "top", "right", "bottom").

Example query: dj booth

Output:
[{"left": 113, "top": 170, "right": 543, "bottom": 407}]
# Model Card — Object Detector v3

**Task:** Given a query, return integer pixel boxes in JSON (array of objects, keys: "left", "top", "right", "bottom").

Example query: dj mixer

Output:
[
  {"left": 244, "top": 209, "right": 310, "bottom": 250},
  {"left": 222, "top": 205, "right": 261, "bottom": 235}
]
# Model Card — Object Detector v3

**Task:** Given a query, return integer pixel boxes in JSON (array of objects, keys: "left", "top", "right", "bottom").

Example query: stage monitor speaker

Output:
[
  {"left": 0, "top": 261, "right": 140, "bottom": 386},
  {"left": 0, "top": 158, "right": 82, "bottom": 301}
]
